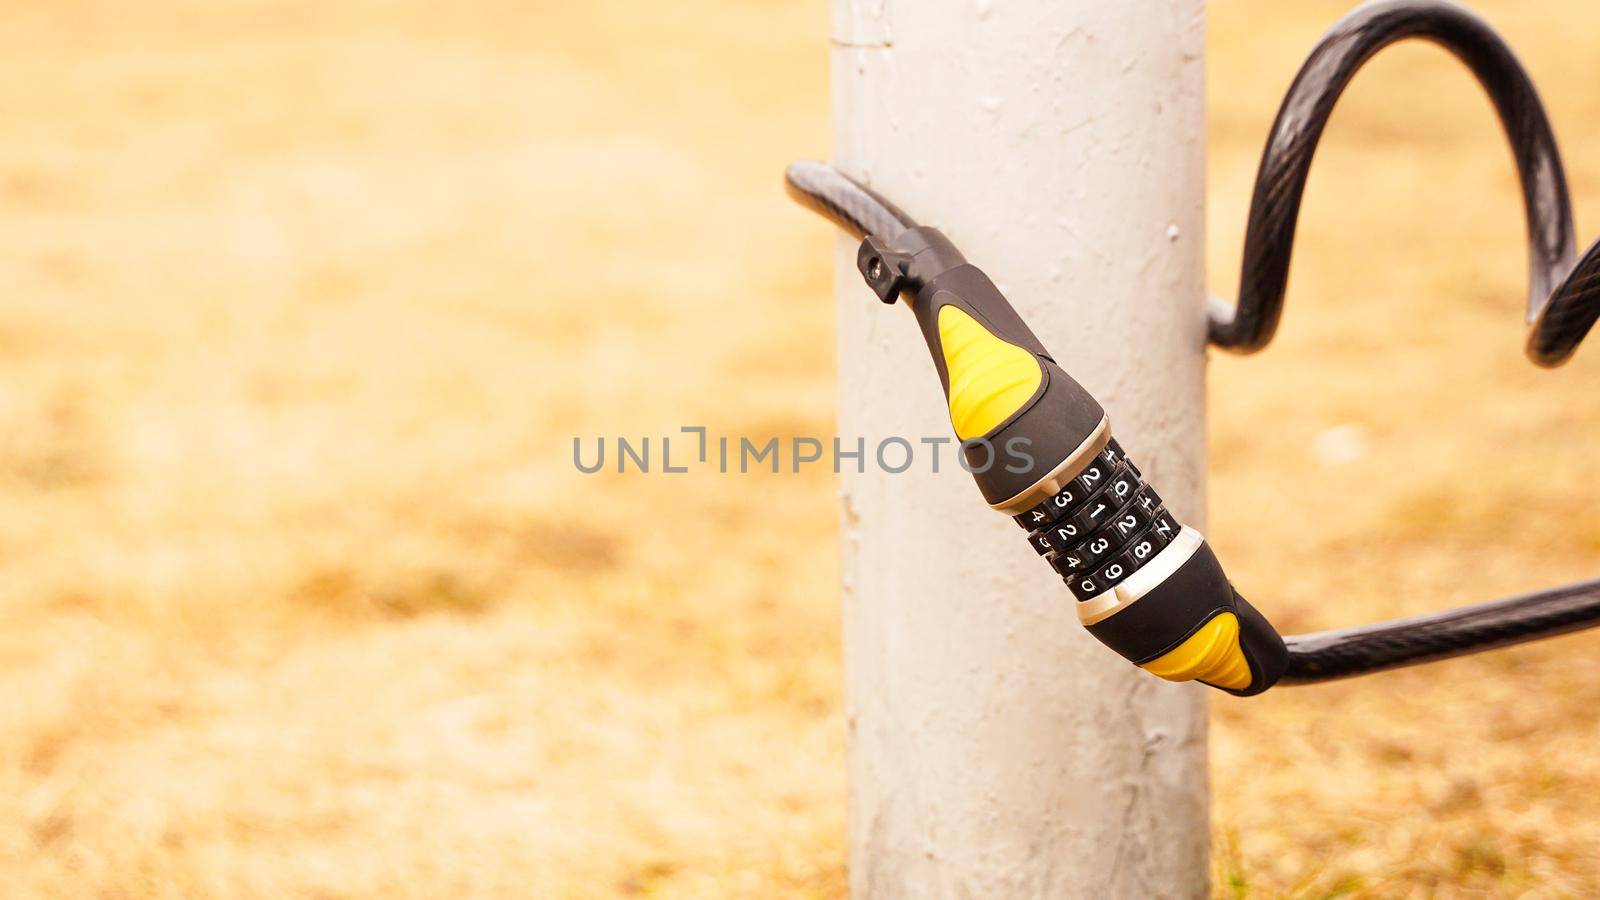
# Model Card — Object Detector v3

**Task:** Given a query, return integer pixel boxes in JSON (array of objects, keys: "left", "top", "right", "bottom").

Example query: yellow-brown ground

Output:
[{"left": 3, "top": 0, "right": 1600, "bottom": 896}]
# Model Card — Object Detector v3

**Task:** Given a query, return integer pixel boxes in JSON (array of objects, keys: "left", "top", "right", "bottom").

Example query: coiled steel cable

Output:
[
  {"left": 1208, "top": 0, "right": 1600, "bottom": 365},
  {"left": 1280, "top": 579, "right": 1600, "bottom": 684},
  {"left": 784, "top": 0, "right": 1600, "bottom": 684},
  {"left": 784, "top": 160, "right": 916, "bottom": 243}
]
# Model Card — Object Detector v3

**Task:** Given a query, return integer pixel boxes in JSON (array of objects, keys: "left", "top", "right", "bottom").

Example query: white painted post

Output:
[{"left": 830, "top": 1, "right": 1210, "bottom": 896}]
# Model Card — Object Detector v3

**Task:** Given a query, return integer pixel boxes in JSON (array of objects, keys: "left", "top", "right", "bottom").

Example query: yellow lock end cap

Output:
[
  {"left": 1140, "top": 612, "right": 1253, "bottom": 691},
  {"left": 937, "top": 305, "right": 1043, "bottom": 440}
]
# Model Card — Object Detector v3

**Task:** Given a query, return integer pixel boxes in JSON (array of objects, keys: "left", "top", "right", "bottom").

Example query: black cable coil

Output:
[{"left": 784, "top": 0, "right": 1600, "bottom": 685}]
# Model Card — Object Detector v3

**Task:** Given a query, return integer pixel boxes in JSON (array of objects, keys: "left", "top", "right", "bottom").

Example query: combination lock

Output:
[{"left": 857, "top": 225, "right": 1289, "bottom": 696}]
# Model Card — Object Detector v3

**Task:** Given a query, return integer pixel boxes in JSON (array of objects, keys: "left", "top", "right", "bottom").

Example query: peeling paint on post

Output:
[{"left": 831, "top": 0, "right": 1210, "bottom": 896}]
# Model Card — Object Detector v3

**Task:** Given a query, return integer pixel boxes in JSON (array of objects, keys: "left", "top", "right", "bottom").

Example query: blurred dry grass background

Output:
[{"left": 3, "top": 0, "right": 1600, "bottom": 896}]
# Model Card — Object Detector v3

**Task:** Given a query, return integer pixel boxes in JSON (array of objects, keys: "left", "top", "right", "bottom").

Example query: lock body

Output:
[{"left": 860, "top": 226, "right": 1289, "bottom": 695}]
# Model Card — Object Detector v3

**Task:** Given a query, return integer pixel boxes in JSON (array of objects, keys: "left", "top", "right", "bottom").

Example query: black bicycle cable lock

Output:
[{"left": 785, "top": 0, "right": 1600, "bottom": 696}]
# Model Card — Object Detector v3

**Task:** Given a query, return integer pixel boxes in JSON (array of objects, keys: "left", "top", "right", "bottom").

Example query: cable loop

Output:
[{"left": 1208, "top": 0, "right": 1600, "bottom": 366}]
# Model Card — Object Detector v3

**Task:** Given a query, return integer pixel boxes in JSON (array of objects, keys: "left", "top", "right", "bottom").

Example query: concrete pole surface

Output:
[{"left": 830, "top": 1, "right": 1210, "bottom": 897}]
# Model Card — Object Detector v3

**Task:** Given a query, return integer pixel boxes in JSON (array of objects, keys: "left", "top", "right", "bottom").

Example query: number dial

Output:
[{"left": 1021, "top": 440, "right": 1185, "bottom": 601}]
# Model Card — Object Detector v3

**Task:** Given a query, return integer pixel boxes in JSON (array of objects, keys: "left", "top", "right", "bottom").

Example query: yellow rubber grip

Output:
[
  {"left": 1139, "top": 612, "right": 1252, "bottom": 690},
  {"left": 937, "top": 305, "right": 1043, "bottom": 440}
]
